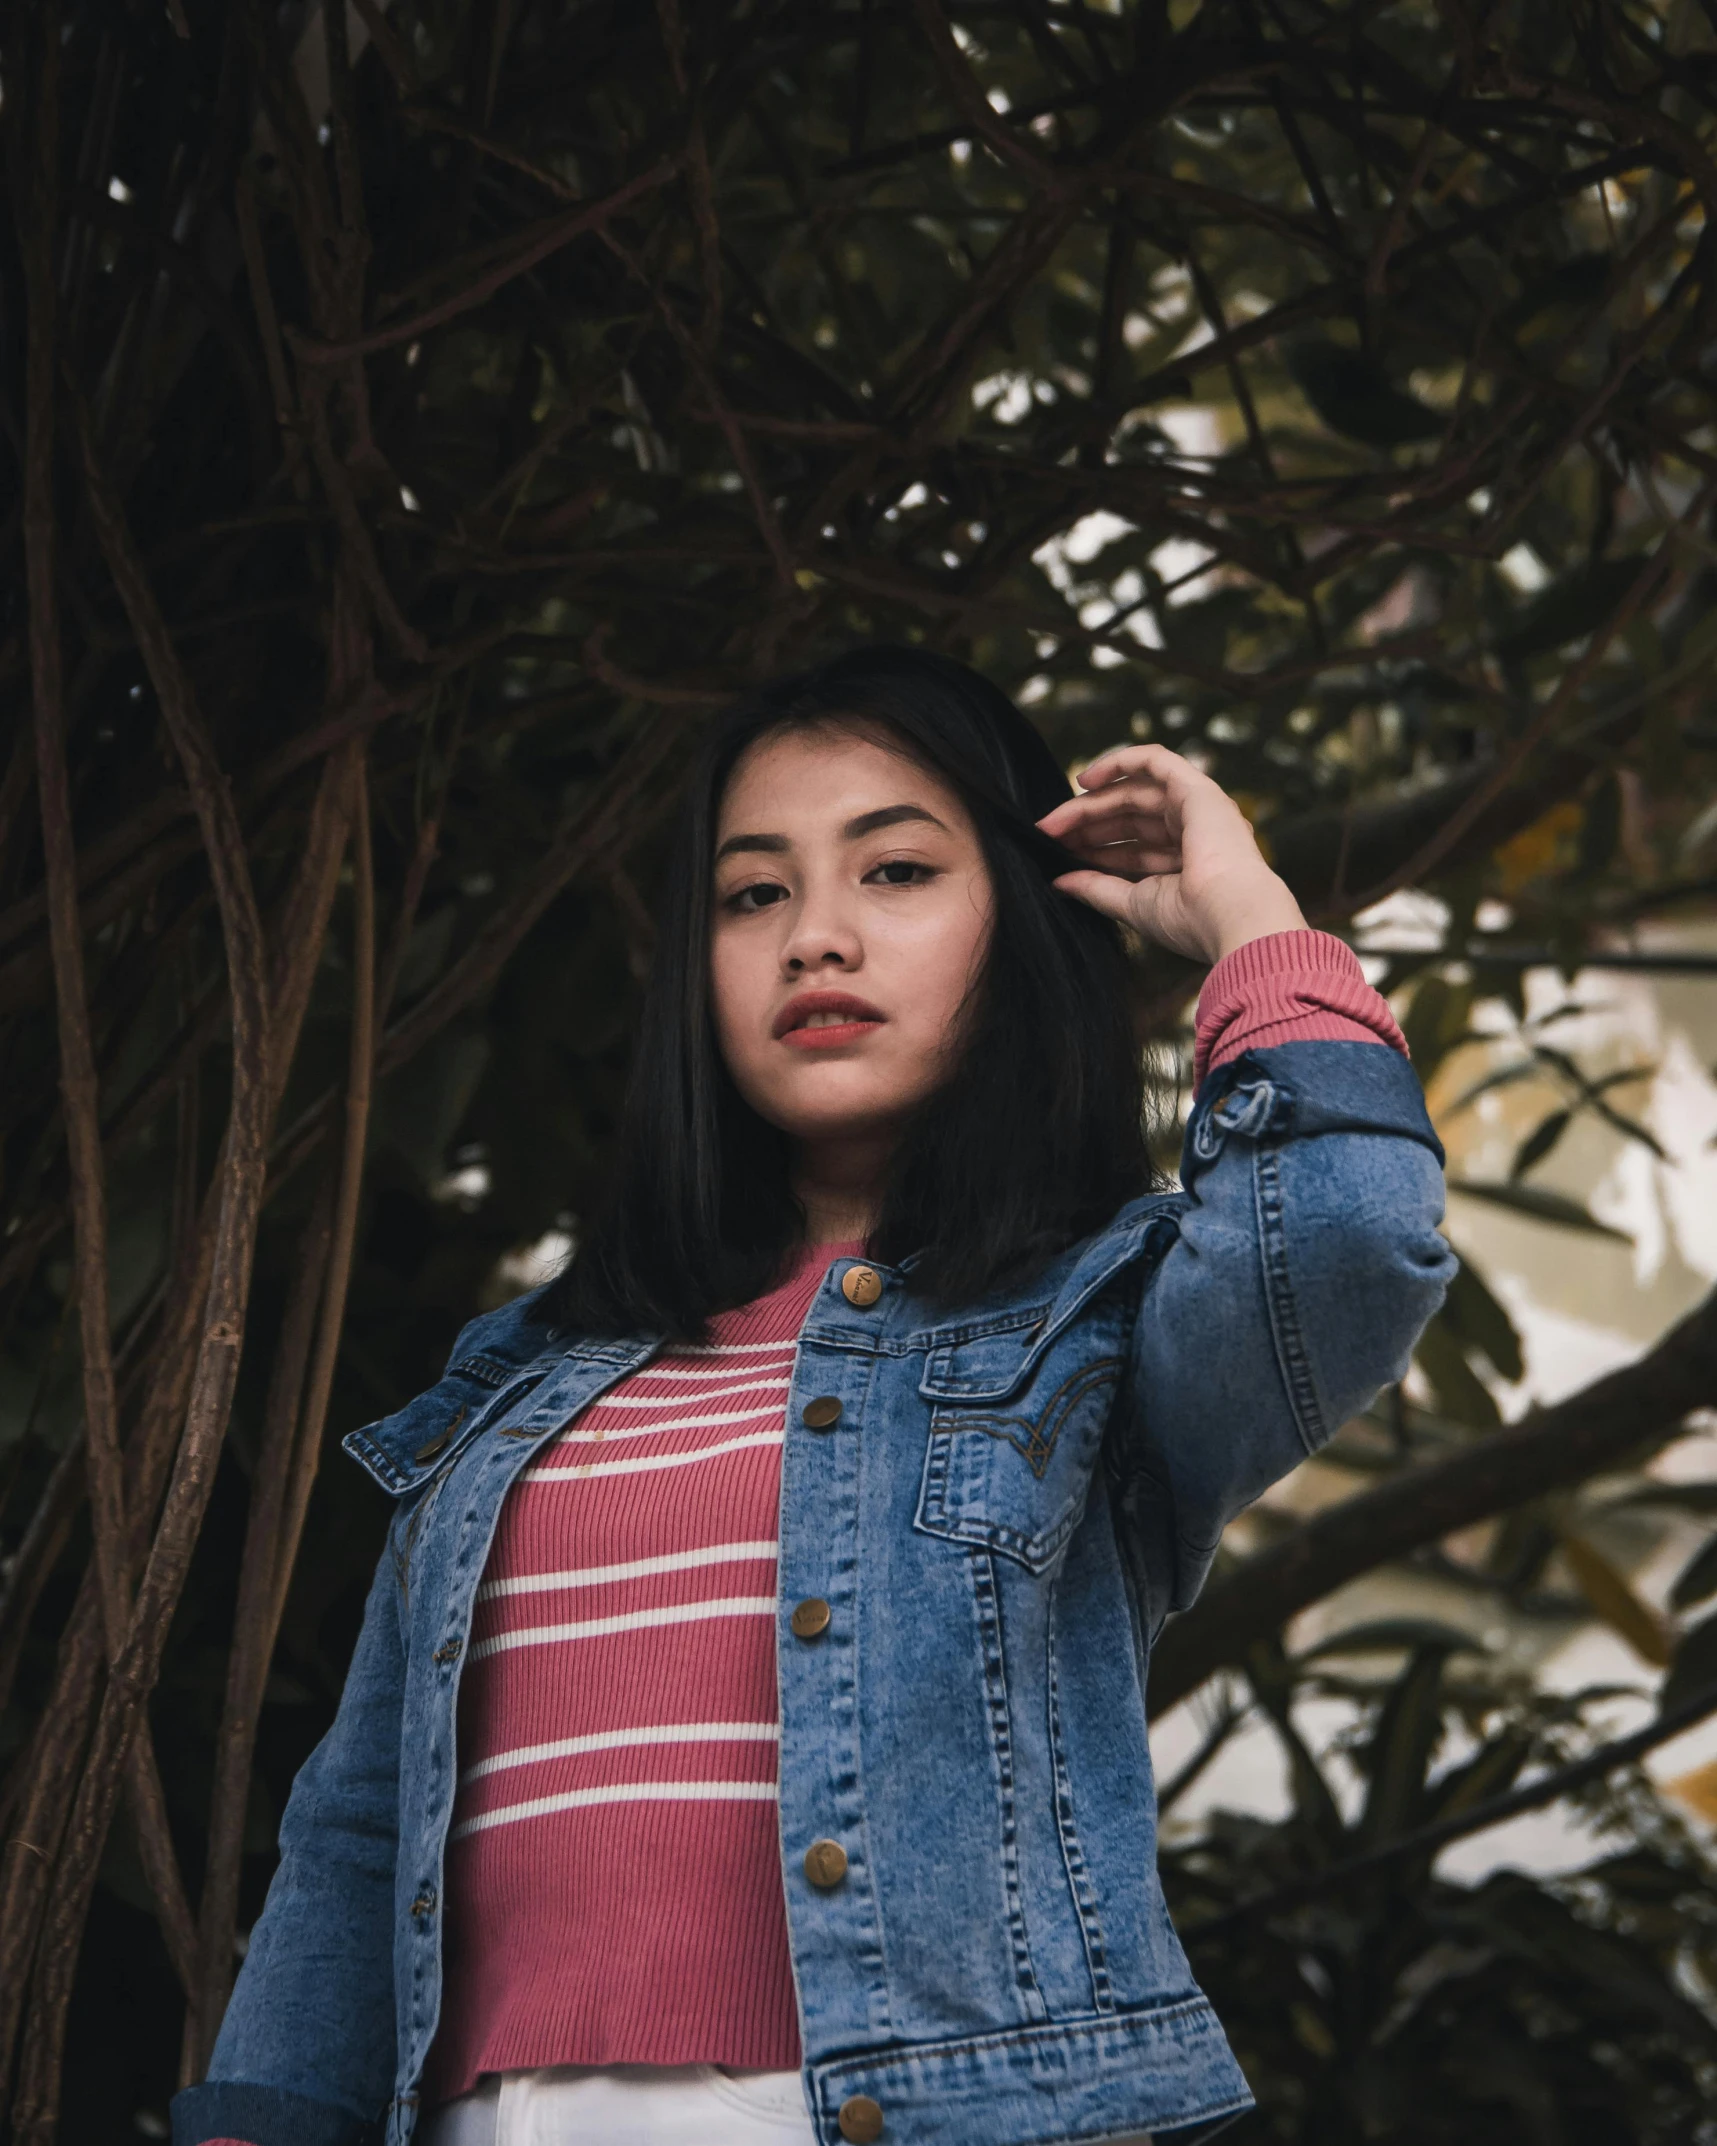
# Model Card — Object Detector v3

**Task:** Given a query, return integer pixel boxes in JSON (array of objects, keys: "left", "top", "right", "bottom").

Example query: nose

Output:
[{"left": 779, "top": 877, "right": 862, "bottom": 977}]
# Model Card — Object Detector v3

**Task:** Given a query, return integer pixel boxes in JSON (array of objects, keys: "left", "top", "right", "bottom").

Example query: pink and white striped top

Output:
[
  {"left": 424, "top": 1242, "right": 861, "bottom": 2102},
  {"left": 423, "top": 930, "right": 1402, "bottom": 2106}
]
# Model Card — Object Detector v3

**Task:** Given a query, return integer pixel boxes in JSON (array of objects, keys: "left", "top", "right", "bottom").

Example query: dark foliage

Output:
[{"left": 1, "top": 1, "right": 1716, "bottom": 2137}]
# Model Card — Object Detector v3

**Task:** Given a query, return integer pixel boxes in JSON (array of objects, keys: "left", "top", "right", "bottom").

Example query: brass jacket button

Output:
[
  {"left": 802, "top": 1395, "right": 842, "bottom": 1430},
  {"left": 838, "top": 2095, "right": 884, "bottom": 2143},
  {"left": 804, "top": 1837, "right": 848, "bottom": 1889},
  {"left": 841, "top": 1265, "right": 882, "bottom": 1307},
  {"left": 790, "top": 1598, "right": 831, "bottom": 1640}
]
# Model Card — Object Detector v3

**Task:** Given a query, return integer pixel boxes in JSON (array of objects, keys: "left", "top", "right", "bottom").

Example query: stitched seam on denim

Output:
[
  {"left": 1046, "top": 1589, "right": 1114, "bottom": 2012},
  {"left": 845, "top": 1346, "right": 897, "bottom": 2042},
  {"left": 914, "top": 1471, "right": 1082, "bottom": 1573},
  {"left": 920, "top": 1277, "right": 1142, "bottom": 1398},
  {"left": 955, "top": 1357, "right": 1123, "bottom": 1479},
  {"left": 970, "top": 1548, "right": 1048, "bottom": 2022},
  {"left": 447, "top": 1352, "right": 515, "bottom": 1388},
  {"left": 344, "top": 1428, "right": 408, "bottom": 1492},
  {"left": 915, "top": 1303, "right": 1053, "bottom": 1351},
  {"left": 811, "top": 1990, "right": 1229, "bottom": 2082},
  {"left": 1253, "top": 1147, "right": 1325, "bottom": 1455}
]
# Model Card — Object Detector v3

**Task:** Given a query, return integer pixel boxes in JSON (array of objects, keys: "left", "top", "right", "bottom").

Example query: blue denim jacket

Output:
[{"left": 174, "top": 1042, "right": 1453, "bottom": 2146}]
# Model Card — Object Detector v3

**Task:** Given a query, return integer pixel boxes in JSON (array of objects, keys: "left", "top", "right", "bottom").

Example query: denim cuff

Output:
[
  {"left": 171, "top": 2080, "right": 381, "bottom": 2146},
  {"left": 1183, "top": 1037, "right": 1445, "bottom": 1186}
]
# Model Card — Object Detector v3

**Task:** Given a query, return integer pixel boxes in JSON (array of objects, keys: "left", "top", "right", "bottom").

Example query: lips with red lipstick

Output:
[{"left": 772, "top": 989, "right": 887, "bottom": 1050}]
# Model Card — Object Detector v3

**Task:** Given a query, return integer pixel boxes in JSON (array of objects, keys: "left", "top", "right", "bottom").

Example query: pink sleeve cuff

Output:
[{"left": 1193, "top": 928, "right": 1406, "bottom": 1089}]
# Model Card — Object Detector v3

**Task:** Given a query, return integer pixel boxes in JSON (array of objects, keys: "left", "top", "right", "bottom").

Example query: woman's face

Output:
[{"left": 710, "top": 725, "right": 996, "bottom": 1149}]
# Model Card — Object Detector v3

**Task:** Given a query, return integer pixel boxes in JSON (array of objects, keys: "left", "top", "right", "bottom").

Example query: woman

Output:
[{"left": 174, "top": 647, "right": 1453, "bottom": 2146}]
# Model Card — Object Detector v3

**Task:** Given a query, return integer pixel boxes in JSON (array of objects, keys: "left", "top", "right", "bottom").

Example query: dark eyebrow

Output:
[
  {"left": 713, "top": 831, "right": 790, "bottom": 862},
  {"left": 714, "top": 803, "right": 949, "bottom": 864},
  {"left": 843, "top": 803, "right": 950, "bottom": 839}
]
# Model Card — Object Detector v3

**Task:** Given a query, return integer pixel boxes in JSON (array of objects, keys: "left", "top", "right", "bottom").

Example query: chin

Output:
[{"left": 756, "top": 1082, "right": 917, "bottom": 1144}]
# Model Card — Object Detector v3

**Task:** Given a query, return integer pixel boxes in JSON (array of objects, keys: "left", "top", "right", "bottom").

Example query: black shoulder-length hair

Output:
[{"left": 548, "top": 644, "right": 1160, "bottom": 1338}]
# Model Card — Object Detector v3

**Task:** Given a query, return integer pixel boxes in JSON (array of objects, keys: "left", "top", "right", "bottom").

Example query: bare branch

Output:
[{"left": 1148, "top": 1287, "right": 1717, "bottom": 1715}]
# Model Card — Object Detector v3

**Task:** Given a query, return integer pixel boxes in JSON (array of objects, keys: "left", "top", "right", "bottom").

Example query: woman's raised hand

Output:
[{"left": 1036, "top": 743, "right": 1307, "bottom": 966}]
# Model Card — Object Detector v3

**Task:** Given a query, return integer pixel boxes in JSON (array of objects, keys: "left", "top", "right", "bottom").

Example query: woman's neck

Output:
[{"left": 791, "top": 1131, "right": 893, "bottom": 1245}]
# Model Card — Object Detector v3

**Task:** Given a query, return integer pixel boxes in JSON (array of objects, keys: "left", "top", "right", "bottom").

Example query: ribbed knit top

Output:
[
  {"left": 423, "top": 1239, "right": 863, "bottom": 2105},
  {"left": 417, "top": 928, "right": 1401, "bottom": 2110}
]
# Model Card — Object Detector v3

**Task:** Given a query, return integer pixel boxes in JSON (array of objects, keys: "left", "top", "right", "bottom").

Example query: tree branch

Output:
[{"left": 1148, "top": 1286, "right": 1717, "bottom": 1715}]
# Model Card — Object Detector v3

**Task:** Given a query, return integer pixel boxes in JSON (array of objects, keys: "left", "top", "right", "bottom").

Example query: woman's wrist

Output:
[{"left": 1202, "top": 873, "right": 1309, "bottom": 966}]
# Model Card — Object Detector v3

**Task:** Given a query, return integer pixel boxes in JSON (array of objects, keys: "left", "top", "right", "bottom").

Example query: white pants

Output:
[
  {"left": 420, "top": 2067, "right": 818, "bottom": 2146},
  {"left": 419, "top": 2066, "right": 1156, "bottom": 2146}
]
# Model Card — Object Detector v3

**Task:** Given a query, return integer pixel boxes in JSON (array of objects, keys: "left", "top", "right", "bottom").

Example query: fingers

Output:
[
  {"left": 1038, "top": 743, "right": 1230, "bottom": 827},
  {"left": 1050, "top": 869, "right": 1141, "bottom": 923},
  {"left": 1075, "top": 742, "right": 1200, "bottom": 795},
  {"left": 1036, "top": 744, "right": 1194, "bottom": 843},
  {"left": 1039, "top": 783, "right": 1178, "bottom": 868},
  {"left": 1047, "top": 788, "right": 1174, "bottom": 840},
  {"left": 1051, "top": 834, "right": 1181, "bottom": 879}
]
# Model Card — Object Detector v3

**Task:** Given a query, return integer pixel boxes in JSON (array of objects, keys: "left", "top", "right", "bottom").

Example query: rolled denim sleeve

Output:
[
  {"left": 1123, "top": 1040, "right": 1455, "bottom": 1622},
  {"left": 172, "top": 1533, "right": 406, "bottom": 2146}
]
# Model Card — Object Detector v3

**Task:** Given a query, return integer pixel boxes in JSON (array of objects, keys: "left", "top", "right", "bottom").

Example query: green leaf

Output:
[
  {"left": 1413, "top": 1316, "right": 1502, "bottom": 1429},
  {"left": 1298, "top": 1619, "right": 1487, "bottom": 1663},
  {"left": 1509, "top": 1107, "right": 1571, "bottom": 1180},
  {"left": 1286, "top": 339, "right": 1444, "bottom": 446},
  {"left": 1424, "top": 1728, "right": 1531, "bottom": 1826},
  {"left": 1532, "top": 1045, "right": 1667, "bottom": 1159},
  {"left": 1599, "top": 1481, "right": 1717, "bottom": 1516},
  {"left": 1441, "top": 1256, "right": 1525, "bottom": 1383},
  {"left": 1443, "top": 1057, "right": 1545, "bottom": 1117},
  {"left": 1660, "top": 1610, "right": 1717, "bottom": 1715},
  {"left": 1400, "top": 974, "right": 1476, "bottom": 1086},
  {"left": 1559, "top": 1532, "right": 1672, "bottom": 1665},
  {"left": 1243, "top": 1639, "right": 1348, "bottom": 1850},
  {"left": 1446, "top": 1179, "right": 1631, "bottom": 1241},
  {"left": 1670, "top": 1535, "right": 1717, "bottom": 1613},
  {"left": 1358, "top": 1647, "right": 1449, "bottom": 1845}
]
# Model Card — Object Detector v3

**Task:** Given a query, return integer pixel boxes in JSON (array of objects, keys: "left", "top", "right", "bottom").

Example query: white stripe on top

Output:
[
  {"left": 479, "top": 1541, "right": 778, "bottom": 1601},
  {"left": 628, "top": 1367, "right": 793, "bottom": 1386},
  {"left": 452, "top": 1778, "right": 778, "bottom": 1841},
  {"left": 469, "top": 1594, "right": 777, "bottom": 1662},
  {"left": 461, "top": 1719, "right": 780, "bottom": 1786},
  {"left": 523, "top": 1429, "right": 783, "bottom": 1482},
  {"left": 587, "top": 1376, "right": 790, "bottom": 1404},
  {"left": 672, "top": 1343, "right": 796, "bottom": 1358},
  {"left": 554, "top": 1404, "right": 784, "bottom": 1444}
]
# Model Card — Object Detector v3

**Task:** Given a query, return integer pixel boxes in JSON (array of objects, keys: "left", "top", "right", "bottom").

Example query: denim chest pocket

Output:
[{"left": 913, "top": 1290, "right": 1133, "bottom": 1575}]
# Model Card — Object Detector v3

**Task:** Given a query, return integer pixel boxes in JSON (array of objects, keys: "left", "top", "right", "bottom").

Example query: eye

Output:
[
  {"left": 865, "top": 859, "right": 938, "bottom": 888},
  {"left": 725, "top": 880, "right": 790, "bottom": 914}
]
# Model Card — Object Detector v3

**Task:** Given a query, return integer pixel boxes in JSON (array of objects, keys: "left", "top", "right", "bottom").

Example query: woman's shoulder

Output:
[{"left": 439, "top": 1280, "right": 563, "bottom": 1380}]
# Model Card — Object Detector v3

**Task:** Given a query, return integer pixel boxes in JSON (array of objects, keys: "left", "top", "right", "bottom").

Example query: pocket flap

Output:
[
  {"left": 917, "top": 1205, "right": 1180, "bottom": 1403},
  {"left": 916, "top": 1336, "right": 1128, "bottom": 1575}
]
